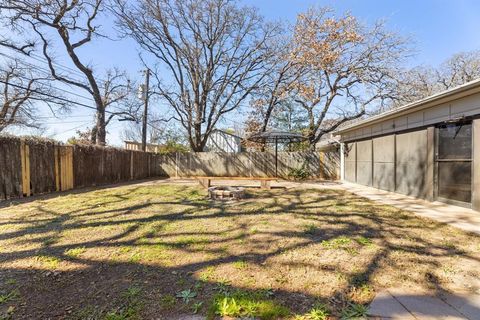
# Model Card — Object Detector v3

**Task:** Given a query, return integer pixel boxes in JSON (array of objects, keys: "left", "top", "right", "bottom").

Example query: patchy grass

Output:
[
  {"left": 64, "top": 247, "right": 87, "bottom": 259},
  {"left": 207, "top": 290, "right": 290, "bottom": 320},
  {"left": 0, "top": 182, "right": 479, "bottom": 319}
]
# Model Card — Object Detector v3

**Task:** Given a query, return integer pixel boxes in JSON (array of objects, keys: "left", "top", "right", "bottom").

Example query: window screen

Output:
[
  {"left": 436, "top": 122, "right": 472, "bottom": 204},
  {"left": 437, "top": 123, "right": 472, "bottom": 160}
]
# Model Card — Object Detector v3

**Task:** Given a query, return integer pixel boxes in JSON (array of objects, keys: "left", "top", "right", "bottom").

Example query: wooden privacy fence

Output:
[
  {"left": 155, "top": 149, "right": 340, "bottom": 180},
  {"left": 0, "top": 135, "right": 339, "bottom": 201},
  {"left": 0, "top": 136, "right": 167, "bottom": 200}
]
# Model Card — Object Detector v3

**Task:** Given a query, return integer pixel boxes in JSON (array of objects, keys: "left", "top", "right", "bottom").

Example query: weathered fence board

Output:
[
  {"left": 28, "top": 141, "right": 56, "bottom": 195},
  {"left": 0, "top": 137, "right": 168, "bottom": 201},
  {"left": 0, "top": 137, "right": 22, "bottom": 200}
]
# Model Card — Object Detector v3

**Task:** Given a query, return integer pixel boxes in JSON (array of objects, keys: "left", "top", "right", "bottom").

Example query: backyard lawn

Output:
[{"left": 0, "top": 181, "right": 479, "bottom": 319}]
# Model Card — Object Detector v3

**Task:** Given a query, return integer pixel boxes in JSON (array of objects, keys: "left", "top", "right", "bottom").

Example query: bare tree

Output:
[
  {"left": 437, "top": 51, "right": 480, "bottom": 89},
  {"left": 393, "top": 50, "right": 480, "bottom": 107},
  {"left": 114, "top": 0, "right": 280, "bottom": 151},
  {"left": 387, "top": 66, "right": 439, "bottom": 108},
  {"left": 0, "top": 0, "right": 133, "bottom": 145},
  {"left": 285, "top": 7, "right": 409, "bottom": 147},
  {"left": 0, "top": 60, "right": 66, "bottom": 132},
  {"left": 247, "top": 32, "right": 305, "bottom": 134},
  {"left": 122, "top": 113, "right": 170, "bottom": 144}
]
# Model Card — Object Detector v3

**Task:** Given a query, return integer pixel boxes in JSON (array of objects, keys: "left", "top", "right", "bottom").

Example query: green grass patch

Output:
[
  {"left": 104, "top": 286, "right": 143, "bottom": 320},
  {"left": 36, "top": 255, "right": 61, "bottom": 269},
  {"left": 0, "top": 289, "right": 19, "bottom": 304},
  {"left": 321, "top": 236, "right": 352, "bottom": 249},
  {"left": 207, "top": 290, "right": 290, "bottom": 320},
  {"left": 64, "top": 247, "right": 86, "bottom": 258},
  {"left": 159, "top": 294, "right": 176, "bottom": 310},
  {"left": 233, "top": 260, "right": 248, "bottom": 270},
  {"left": 199, "top": 266, "right": 216, "bottom": 282},
  {"left": 355, "top": 236, "right": 373, "bottom": 246},
  {"left": 341, "top": 302, "right": 368, "bottom": 319},
  {"left": 294, "top": 303, "right": 330, "bottom": 320}
]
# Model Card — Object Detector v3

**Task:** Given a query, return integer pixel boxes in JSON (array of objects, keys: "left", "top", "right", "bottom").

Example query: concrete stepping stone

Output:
[
  {"left": 368, "top": 290, "right": 416, "bottom": 319},
  {"left": 440, "top": 292, "right": 480, "bottom": 320},
  {"left": 368, "top": 289, "right": 480, "bottom": 320}
]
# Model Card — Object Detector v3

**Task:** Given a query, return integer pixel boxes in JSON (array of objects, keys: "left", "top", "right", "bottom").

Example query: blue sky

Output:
[{"left": 7, "top": 0, "right": 480, "bottom": 146}]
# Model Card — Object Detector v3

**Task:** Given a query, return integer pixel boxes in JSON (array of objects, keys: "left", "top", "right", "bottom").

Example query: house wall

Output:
[
  {"left": 205, "top": 131, "right": 242, "bottom": 153},
  {"left": 356, "top": 140, "right": 373, "bottom": 186},
  {"left": 394, "top": 130, "right": 428, "bottom": 198},
  {"left": 344, "top": 142, "right": 356, "bottom": 182},
  {"left": 340, "top": 91, "right": 480, "bottom": 211},
  {"left": 342, "top": 128, "right": 432, "bottom": 201},
  {"left": 373, "top": 135, "right": 395, "bottom": 192}
]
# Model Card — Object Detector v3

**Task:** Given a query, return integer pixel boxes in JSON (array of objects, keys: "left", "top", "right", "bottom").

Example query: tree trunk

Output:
[{"left": 95, "top": 108, "right": 106, "bottom": 146}]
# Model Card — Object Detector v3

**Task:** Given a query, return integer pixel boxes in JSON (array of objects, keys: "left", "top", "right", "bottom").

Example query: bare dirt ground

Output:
[{"left": 0, "top": 181, "right": 479, "bottom": 319}]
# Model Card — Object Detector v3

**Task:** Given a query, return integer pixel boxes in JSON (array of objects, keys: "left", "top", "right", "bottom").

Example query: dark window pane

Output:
[
  {"left": 438, "top": 123, "right": 472, "bottom": 159},
  {"left": 438, "top": 161, "right": 471, "bottom": 203}
]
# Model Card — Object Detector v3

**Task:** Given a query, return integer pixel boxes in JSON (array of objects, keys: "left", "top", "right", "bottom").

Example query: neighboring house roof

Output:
[
  {"left": 209, "top": 129, "right": 243, "bottom": 140},
  {"left": 124, "top": 140, "right": 162, "bottom": 148},
  {"left": 315, "top": 135, "right": 340, "bottom": 151},
  {"left": 335, "top": 78, "right": 480, "bottom": 135}
]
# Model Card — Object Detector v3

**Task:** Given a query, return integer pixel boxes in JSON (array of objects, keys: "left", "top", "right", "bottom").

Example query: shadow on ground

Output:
[{"left": 0, "top": 182, "right": 479, "bottom": 319}]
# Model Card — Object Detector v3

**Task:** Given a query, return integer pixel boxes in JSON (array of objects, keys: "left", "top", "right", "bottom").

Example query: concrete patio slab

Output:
[
  {"left": 300, "top": 181, "right": 480, "bottom": 235},
  {"left": 367, "top": 290, "right": 416, "bottom": 319},
  {"left": 440, "top": 292, "right": 480, "bottom": 320},
  {"left": 368, "top": 289, "right": 480, "bottom": 320}
]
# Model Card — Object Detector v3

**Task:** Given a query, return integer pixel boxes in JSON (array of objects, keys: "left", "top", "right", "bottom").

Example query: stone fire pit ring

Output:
[{"left": 208, "top": 186, "right": 245, "bottom": 200}]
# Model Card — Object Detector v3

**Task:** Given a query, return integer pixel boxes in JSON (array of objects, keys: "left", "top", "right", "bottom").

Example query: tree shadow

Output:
[{"left": 0, "top": 183, "right": 479, "bottom": 319}]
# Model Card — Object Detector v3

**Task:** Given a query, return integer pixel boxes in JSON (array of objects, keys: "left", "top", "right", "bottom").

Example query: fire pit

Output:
[{"left": 208, "top": 186, "right": 245, "bottom": 200}]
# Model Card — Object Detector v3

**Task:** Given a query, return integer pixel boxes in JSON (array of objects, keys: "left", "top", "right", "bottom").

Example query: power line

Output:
[
  {"left": 0, "top": 79, "right": 132, "bottom": 118},
  {"left": 0, "top": 60, "right": 97, "bottom": 104},
  {"left": 0, "top": 45, "right": 110, "bottom": 84},
  {"left": 0, "top": 50, "right": 111, "bottom": 91},
  {"left": 0, "top": 79, "right": 98, "bottom": 111},
  {"left": 52, "top": 122, "right": 92, "bottom": 136}
]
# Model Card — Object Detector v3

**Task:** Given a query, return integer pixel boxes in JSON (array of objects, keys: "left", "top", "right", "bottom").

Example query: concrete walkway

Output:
[
  {"left": 368, "top": 289, "right": 480, "bottom": 320},
  {"left": 300, "top": 181, "right": 480, "bottom": 235}
]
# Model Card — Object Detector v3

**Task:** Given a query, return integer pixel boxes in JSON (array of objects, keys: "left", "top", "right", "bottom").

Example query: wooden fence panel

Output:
[
  {"left": 73, "top": 145, "right": 104, "bottom": 188},
  {"left": 159, "top": 150, "right": 339, "bottom": 179},
  {"left": 28, "top": 141, "right": 56, "bottom": 195},
  {"left": 59, "top": 146, "right": 74, "bottom": 191},
  {"left": 0, "top": 137, "right": 22, "bottom": 200},
  {"left": 131, "top": 151, "right": 150, "bottom": 180},
  {"left": 1, "top": 135, "right": 340, "bottom": 202}
]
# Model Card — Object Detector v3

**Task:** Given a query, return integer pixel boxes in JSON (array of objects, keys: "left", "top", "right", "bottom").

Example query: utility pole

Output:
[{"left": 141, "top": 69, "right": 150, "bottom": 152}]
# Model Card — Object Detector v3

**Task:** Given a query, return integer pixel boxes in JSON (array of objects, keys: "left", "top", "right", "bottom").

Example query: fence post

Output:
[
  {"left": 54, "top": 145, "right": 60, "bottom": 191},
  {"left": 130, "top": 151, "right": 134, "bottom": 180},
  {"left": 175, "top": 152, "right": 179, "bottom": 178},
  {"left": 20, "top": 140, "right": 31, "bottom": 197}
]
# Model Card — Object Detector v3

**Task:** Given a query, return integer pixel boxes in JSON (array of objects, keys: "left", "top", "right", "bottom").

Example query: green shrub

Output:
[{"left": 288, "top": 165, "right": 310, "bottom": 180}]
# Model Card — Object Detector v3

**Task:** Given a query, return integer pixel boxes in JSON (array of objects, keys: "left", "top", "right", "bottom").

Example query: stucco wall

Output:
[
  {"left": 373, "top": 135, "right": 395, "bottom": 191},
  {"left": 356, "top": 140, "right": 373, "bottom": 186},
  {"left": 344, "top": 142, "right": 356, "bottom": 182},
  {"left": 395, "top": 130, "right": 428, "bottom": 198},
  {"left": 342, "top": 128, "right": 430, "bottom": 199}
]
